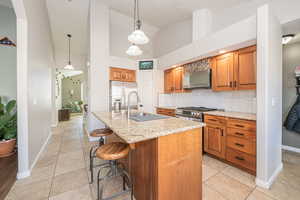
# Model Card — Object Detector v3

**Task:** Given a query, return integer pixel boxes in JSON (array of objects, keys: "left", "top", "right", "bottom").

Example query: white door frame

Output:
[{"left": 11, "top": 0, "right": 30, "bottom": 179}]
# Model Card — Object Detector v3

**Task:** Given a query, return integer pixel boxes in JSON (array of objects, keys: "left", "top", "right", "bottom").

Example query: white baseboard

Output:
[
  {"left": 51, "top": 123, "right": 58, "bottom": 128},
  {"left": 255, "top": 162, "right": 283, "bottom": 189},
  {"left": 30, "top": 130, "right": 53, "bottom": 171},
  {"left": 17, "top": 170, "right": 31, "bottom": 179},
  {"left": 282, "top": 145, "right": 300, "bottom": 153}
]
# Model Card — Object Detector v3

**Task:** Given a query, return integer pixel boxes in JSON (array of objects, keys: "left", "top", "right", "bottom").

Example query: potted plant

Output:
[{"left": 0, "top": 97, "right": 17, "bottom": 157}]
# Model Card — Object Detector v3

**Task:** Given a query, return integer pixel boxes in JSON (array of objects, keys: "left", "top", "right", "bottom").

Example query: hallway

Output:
[
  {"left": 5, "top": 116, "right": 130, "bottom": 200},
  {"left": 4, "top": 116, "right": 300, "bottom": 200}
]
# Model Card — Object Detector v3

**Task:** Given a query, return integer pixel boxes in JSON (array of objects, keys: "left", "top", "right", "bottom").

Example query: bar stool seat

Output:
[
  {"left": 90, "top": 128, "right": 113, "bottom": 137},
  {"left": 89, "top": 128, "right": 113, "bottom": 184},
  {"left": 95, "top": 142, "right": 133, "bottom": 200},
  {"left": 96, "top": 142, "right": 130, "bottom": 161}
]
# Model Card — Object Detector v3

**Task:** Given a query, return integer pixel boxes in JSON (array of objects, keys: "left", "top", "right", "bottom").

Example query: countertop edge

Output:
[{"left": 203, "top": 111, "right": 256, "bottom": 121}]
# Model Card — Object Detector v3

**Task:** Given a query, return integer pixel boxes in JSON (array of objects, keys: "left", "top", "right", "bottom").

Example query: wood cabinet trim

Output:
[{"left": 110, "top": 67, "right": 136, "bottom": 82}]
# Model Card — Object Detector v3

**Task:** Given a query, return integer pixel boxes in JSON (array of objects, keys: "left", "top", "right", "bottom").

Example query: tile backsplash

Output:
[{"left": 158, "top": 89, "right": 256, "bottom": 113}]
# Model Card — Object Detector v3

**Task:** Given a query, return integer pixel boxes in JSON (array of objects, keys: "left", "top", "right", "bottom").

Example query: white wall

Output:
[
  {"left": 282, "top": 42, "right": 300, "bottom": 149},
  {"left": 23, "top": 0, "right": 55, "bottom": 166},
  {"left": 158, "top": 15, "right": 256, "bottom": 69},
  {"left": 110, "top": 10, "right": 159, "bottom": 59},
  {"left": 153, "top": 19, "right": 192, "bottom": 58},
  {"left": 256, "top": 4, "right": 283, "bottom": 188},
  {"left": 159, "top": 90, "right": 256, "bottom": 113},
  {"left": 0, "top": 5, "right": 16, "bottom": 100},
  {"left": 88, "top": 0, "right": 110, "bottom": 131}
]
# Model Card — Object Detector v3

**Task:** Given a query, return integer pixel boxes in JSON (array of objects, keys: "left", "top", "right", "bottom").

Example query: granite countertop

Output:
[
  {"left": 204, "top": 111, "right": 256, "bottom": 121},
  {"left": 93, "top": 111, "right": 205, "bottom": 144}
]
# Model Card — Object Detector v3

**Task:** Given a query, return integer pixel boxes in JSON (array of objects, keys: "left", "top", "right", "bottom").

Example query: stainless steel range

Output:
[{"left": 175, "top": 107, "right": 217, "bottom": 122}]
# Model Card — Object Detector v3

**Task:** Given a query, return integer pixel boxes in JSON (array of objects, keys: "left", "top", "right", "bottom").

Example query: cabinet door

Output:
[
  {"left": 123, "top": 70, "right": 136, "bottom": 82},
  {"left": 110, "top": 68, "right": 123, "bottom": 81},
  {"left": 164, "top": 69, "right": 174, "bottom": 93},
  {"left": 174, "top": 67, "right": 183, "bottom": 92},
  {"left": 212, "top": 53, "right": 234, "bottom": 91},
  {"left": 234, "top": 46, "right": 256, "bottom": 90},
  {"left": 204, "top": 124, "right": 226, "bottom": 159}
]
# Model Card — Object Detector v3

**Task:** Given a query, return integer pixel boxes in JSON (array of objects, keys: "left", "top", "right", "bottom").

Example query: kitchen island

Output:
[{"left": 93, "top": 111, "right": 205, "bottom": 200}]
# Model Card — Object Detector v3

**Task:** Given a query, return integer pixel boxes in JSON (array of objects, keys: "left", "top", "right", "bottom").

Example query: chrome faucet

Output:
[{"left": 127, "top": 91, "right": 141, "bottom": 118}]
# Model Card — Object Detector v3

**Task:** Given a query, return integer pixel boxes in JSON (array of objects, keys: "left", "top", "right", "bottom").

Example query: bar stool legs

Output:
[{"left": 97, "top": 161, "right": 133, "bottom": 200}]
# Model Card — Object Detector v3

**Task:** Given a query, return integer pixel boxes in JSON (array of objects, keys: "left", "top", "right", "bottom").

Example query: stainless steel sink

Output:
[{"left": 129, "top": 113, "right": 170, "bottom": 122}]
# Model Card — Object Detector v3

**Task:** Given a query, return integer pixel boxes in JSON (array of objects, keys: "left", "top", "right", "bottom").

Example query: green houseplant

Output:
[{"left": 0, "top": 97, "right": 17, "bottom": 157}]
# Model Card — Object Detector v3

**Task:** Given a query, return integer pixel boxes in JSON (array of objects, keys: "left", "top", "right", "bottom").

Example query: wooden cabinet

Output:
[
  {"left": 204, "top": 123, "right": 226, "bottom": 159},
  {"left": 164, "top": 67, "right": 188, "bottom": 93},
  {"left": 234, "top": 46, "right": 256, "bottom": 90},
  {"left": 110, "top": 67, "right": 136, "bottom": 82},
  {"left": 156, "top": 107, "right": 176, "bottom": 117},
  {"left": 204, "top": 114, "right": 256, "bottom": 174},
  {"left": 212, "top": 45, "right": 256, "bottom": 91},
  {"left": 212, "top": 53, "right": 234, "bottom": 91}
]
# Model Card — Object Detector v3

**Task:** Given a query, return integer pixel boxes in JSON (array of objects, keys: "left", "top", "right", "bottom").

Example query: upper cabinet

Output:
[
  {"left": 234, "top": 46, "right": 256, "bottom": 90},
  {"left": 164, "top": 67, "right": 187, "bottom": 93},
  {"left": 110, "top": 67, "right": 136, "bottom": 82},
  {"left": 212, "top": 45, "right": 256, "bottom": 91}
]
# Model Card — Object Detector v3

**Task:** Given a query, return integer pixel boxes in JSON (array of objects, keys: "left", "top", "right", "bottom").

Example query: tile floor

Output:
[{"left": 4, "top": 116, "right": 300, "bottom": 200}]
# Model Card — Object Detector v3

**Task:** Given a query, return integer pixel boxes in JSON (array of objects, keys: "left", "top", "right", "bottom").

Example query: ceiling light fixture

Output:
[
  {"left": 126, "top": 44, "right": 143, "bottom": 56},
  {"left": 128, "top": 0, "right": 149, "bottom": 45},
  {"left": 64, "top": 34, "right": 74, "bottom": 70},
  {"left": 282, "top": 34, "right": 295, "bottom": 45}
]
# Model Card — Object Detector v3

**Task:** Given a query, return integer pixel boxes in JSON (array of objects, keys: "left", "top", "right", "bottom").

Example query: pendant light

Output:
[
  {"left": 128, "top": 0, "right": 149, "bottom": 45},
  {"left": 282, "top": 34, "right": 295, "bottom": 45},
  {"left": 64, "top": 34, "right": 74, "bottom": 70},
  {"left": 126, "top": 44, "right": 143, "bottom": 56}
]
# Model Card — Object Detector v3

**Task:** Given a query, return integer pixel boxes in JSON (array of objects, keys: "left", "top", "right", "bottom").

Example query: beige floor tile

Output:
[
  {"left": 50, "top": 168, "right": 89, "bottom": 197},
  {"left": 282, "top": 150, "right": 300, "bottom": 165},
  {"left": 15, "top": 165, "right": 55, "bottom": 186},
  {"left": 222, "top": 165, "right": 256, "bottom": 188},
  {"left": 6, "top": 179, "right": 51, "bottom": 200},
  {"left": 206, "top": 173, "right": 253, "bottom": 200},
  {"left": 60, "top": 139, "right": 82, "bottom": 153},
  {"left": 49, "top": 185, "right": 92, "bottom": 200},
  {"left": 203, "top": 184, "right": 227, "bottom": 200},
  {"left": 257, "top": 177, "right": 300, "bottom": 200},
  {"left": 247, "top": 189, "right": 275, "bottom": 200},
  {"left": 276, "top": 165, "right": 300, "bottom": 190},
  {"left": 203, "top": 154, "right": 229, "bottom": 172},
  {"left": 35, "top": 154, "right": 57, "bottom": 169},
  {"left": 55, "top": 150, "right": 85, "bottom": 175},
  {"left": 202, "top": 164, "right": 219, "bottom": 182}
]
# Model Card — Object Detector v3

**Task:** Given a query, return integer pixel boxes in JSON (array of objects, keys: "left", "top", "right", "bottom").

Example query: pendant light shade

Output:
[
  {"left": 128, "top": 29, "right": 149, "bottom": 45},
  {"left": 126, "top": 44, "right": 143, "bottom": 56},
  {"left": 64, "top": 34, "right": 74, "bottom": 70},
  {"left": 282, "top": 34, "right": 295, "bottom": 45}
]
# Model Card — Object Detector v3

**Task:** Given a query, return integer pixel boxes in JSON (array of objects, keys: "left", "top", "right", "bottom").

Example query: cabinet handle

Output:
[
  {"left": 209, "top": 119, "right": 217, "bottom": 122},
  {"left": 221, "top": 129, "right": 224, "bottom": 136},
  {"left": 235, "top": 143, "right": 245, "bottom": 147},
  {"left": 235, "top": 132, "right": 245, "bottom": 136},
  {"left": 235, "top": 156, "right": 245, "bottom": 161},
  {"left": 234, "top": 81, "right": 237, "bottom": 88},
  {"left": 235, "top": 124, "right": 244, "bottom": 128},
  {"left": 230, "top": 81, "right": 233, "bottom": 88}
]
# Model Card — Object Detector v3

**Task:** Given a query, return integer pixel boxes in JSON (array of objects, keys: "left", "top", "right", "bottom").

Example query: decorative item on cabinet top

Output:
[{"left": 109, "top": 67, "right": 136, "bottom": 82}]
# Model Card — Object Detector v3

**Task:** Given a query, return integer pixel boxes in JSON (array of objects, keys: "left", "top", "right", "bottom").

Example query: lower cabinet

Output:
[
  {"left": 204, "top": 114, "right": 256, "bottom": 174},
  {"left": 156, "top": 107, "right": 176, "bottom": 117},
  {"left": 204, "top": 124, "right": 226, "bottom": 159}
]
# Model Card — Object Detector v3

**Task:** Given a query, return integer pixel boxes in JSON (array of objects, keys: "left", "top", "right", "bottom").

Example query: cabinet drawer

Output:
[
  {"left": 227, "top": 118, "right": 256, "bottom": 131},
  {"left": 204, "top": 115, "right": 226, "bottom": 126},
  {"left": 156, "top": 108, "right": 175, "bottom": 117},
  {"left": 226, "top": 148, "right": 256, "bottom": 172},
  {"left": 226, "top": 136, "right": 256, "bottom": 155},
  {"left": 227, "top": 128, "right": 256, "bottom": 141}
]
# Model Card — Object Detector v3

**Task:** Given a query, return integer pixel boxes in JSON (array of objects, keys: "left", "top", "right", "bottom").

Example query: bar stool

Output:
[
  {"left": 89, "top": 128, "right": 113, "bottom": 183},
  {"left": 96, "top": 142, "right": 133, "bottom": 200}
]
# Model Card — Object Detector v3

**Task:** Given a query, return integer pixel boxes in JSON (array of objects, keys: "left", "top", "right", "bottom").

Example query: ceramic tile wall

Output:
[{"left": 158, "top": 89, "right": 256, "bottom": 113}]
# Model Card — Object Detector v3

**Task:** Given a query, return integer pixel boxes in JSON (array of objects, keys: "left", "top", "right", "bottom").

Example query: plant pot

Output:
[{"left": 0, "top": 139, "right": 16, "bottom": 158}]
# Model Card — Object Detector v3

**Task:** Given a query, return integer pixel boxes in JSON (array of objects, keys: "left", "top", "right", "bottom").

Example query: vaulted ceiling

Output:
[{"left": 100, "top": 0, "right": 249, "bottom": 28}]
